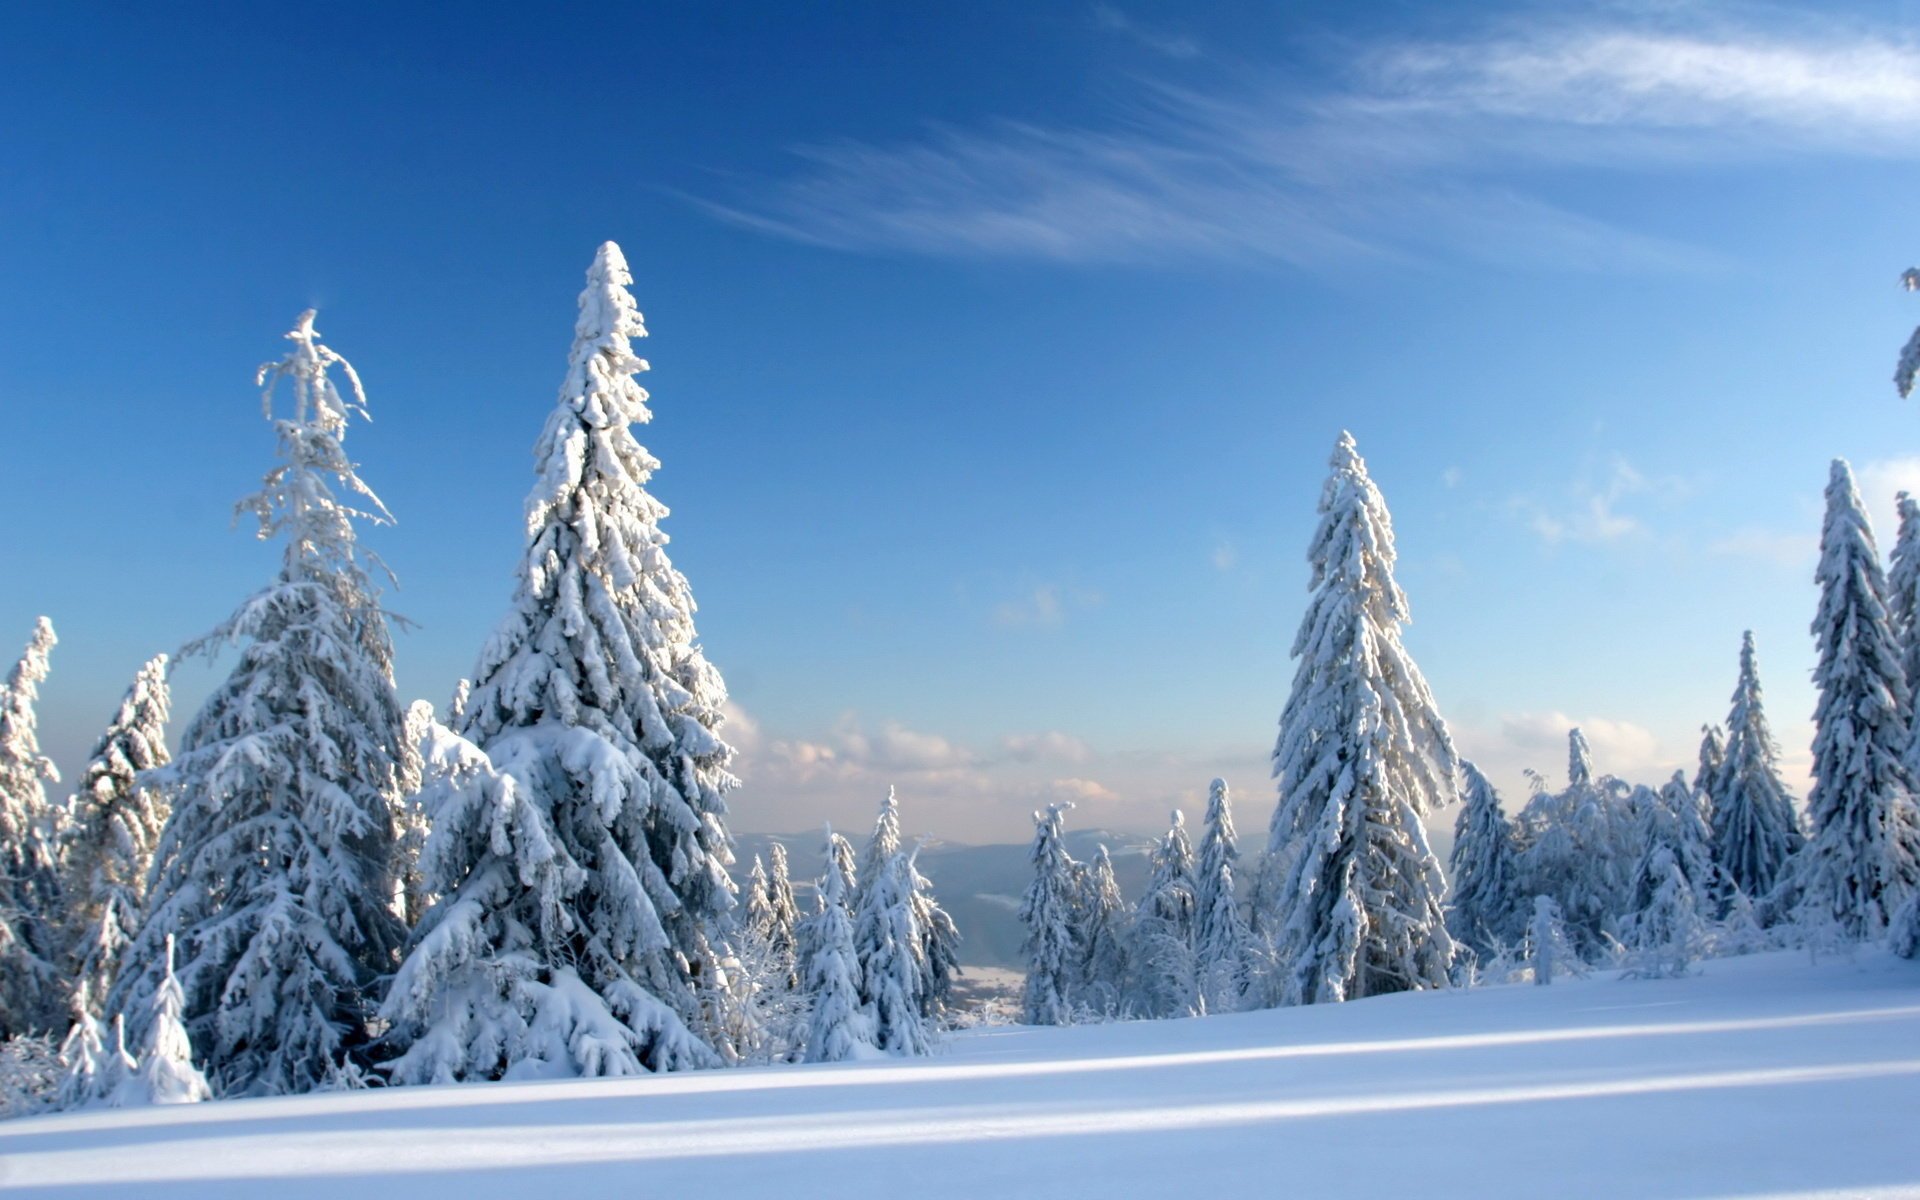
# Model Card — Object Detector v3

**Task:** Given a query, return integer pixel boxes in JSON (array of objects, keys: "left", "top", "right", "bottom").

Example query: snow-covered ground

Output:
[{"left": 3, "top": 949, "right": 1916, "bottom": 1198}]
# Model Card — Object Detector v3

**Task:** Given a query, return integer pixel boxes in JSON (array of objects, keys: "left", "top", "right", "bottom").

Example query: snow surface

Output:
[{"left": 3, "top": 949, "right": 1917, "bottom": 1198}]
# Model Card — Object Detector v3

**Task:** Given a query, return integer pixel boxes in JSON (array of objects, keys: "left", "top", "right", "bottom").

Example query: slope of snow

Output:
[{"left": 3, "top": 949, "right": 1917, "bottom": 1197}]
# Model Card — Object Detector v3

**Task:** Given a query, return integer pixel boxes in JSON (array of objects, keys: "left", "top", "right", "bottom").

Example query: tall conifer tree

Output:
[
  {"left": 1711, "top": 632, "right": 1801, "bottom": 905},
  {"left": 1262, "top": 432, "right": 1457, "bottom": 1004},
  {"left": 1019, "top": 804, "right": 1079, "bottom": 1026},
  {"left": 64, "top": 655, "right": 172, "bottom": 1018},
  {"left": 383, "top": 243, "right": 740, "bottom": 1081},
  {"left": 1447, "top": 759, "right": 1523, "bottom": 962},
  {"left": 0, "top": 617, "right": 63, "bottom": 1035},
  {"left": 1796, "top": 461, "right": 1920, "bottom": 936},
  {"left": 116, "top": 313, "right": 407, "bottom": 1096}
]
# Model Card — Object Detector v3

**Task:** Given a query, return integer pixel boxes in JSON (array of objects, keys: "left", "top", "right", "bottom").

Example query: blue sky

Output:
[{"left": 5, "top": 0, "right": 1920, "bottom": 844}]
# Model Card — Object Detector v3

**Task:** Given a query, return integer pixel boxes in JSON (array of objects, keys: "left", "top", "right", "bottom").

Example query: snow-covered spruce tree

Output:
[
  {"left": 1130, "top": 809, "right": 1200, "bottom": 1018},
  {"left": 854, "top": 850, "right": 928, "bottom": 1056},
  {"left": 121, "top": 937, "right": 211, "bottom": 1106},
  {"left": 1893, "top": 493, "right": 1920, "bottom": 779},
  {"left": 905, "top": 851, "right": 960, "bottom": 1021},
  {"left": 1525, "top": 895, "right": 1583, "bottom": 986},
  {"left": 1193, "top": 782, "right": 1250, "bottom": 1013},
  {"left": 798, "top": 830, "right": 873, "bottom": 1062},
  {"left": 1262, "top": 432, "right": 1458, "bottom": 1005},
  {"left": 382, "top": 243, "right": 741, "bottom": 1082},
  {"left": 1712, "top": 632, "right": 1802, "bottom": 908},
  {"left": 391, "top": 700, "right": 442, "bottom": 930},
  {"left": 1019, "top": 804, "right": 1079, "bottom": 1026},
  {"left": 64, "top": 655, "right": 171, "bottom": 1016},
  {"left": 745, "top": 855, "right": 774, "bottom": 941},
  {"left": 765, "top": 842, "right": 802, "bottom": 989},
  {"left": 54, "top": 983, "right": 131, "bottom": 1111},
  {"left": 858, "top": 787, "right": 902, "bottom": 907},
  {"left": 1626, "top": 773, "right": 1715, "bottom": 946},
  {"left": 1897, "top": 267, "right": 1920, "bottom": 400},
  {"left": 110, "top": 312, "right": 407, "bottom": 1098},
  {"left": 1695, "top": 724, "right": 1725, "bottom": 817},
  {"left": 1516, "top": 730, "right": 1635, "bottom": 959},
  {"left": 853, "top": 786, "right": 956, "bottom": 1017},
  {"left": 1073, "top": 844, "right": 1129, "bottom": 1015},
  {"left": 1446, "top": 759, "right": 1524, "bottom": 964},
  {"left": 1623, "top": 846, "right": 1704, "bottom": 980},
  {"left": 0, "top": 617, "right": 65, "bottom": 1036},
  {"left": 1793, "top": 460, "right": 1920, "bottom": 938}
]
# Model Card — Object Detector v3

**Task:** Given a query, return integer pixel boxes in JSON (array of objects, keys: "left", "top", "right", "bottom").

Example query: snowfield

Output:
[{"left": 3, "top": 948, "right": 1917, "bottom": 1198}]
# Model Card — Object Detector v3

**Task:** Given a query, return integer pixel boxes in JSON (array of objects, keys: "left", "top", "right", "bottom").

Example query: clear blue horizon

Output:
[{"left": 5, "top": 1, "right": 1920, "bottom": 844}]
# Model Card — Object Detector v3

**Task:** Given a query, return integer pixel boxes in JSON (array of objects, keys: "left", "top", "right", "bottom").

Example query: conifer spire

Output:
[
  {"left": 0, "top": 617, "right": 63, "bottom": 1035},
  {"left": 1796, "top": 461, "right": 1920, "bottom": 936},
  {"left": 383, "top": 243, "right": 739, "bottom": 1082},
  {"left": 1261, "top": 432, "right": 1457, "bottom": 1003}
]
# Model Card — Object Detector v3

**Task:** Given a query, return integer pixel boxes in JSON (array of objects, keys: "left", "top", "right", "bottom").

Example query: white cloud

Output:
[
  {"left": 1441, "top": 466, "right": 1462, "bottom": 489},
  {"left": 993, "top": 582, "right": 1102, "bottom": 628},
  {"left": 1047, "top": 777, "right": 1120, "bottom": 804},
  {"left": 1210, "top": 539, "right": 1238, "bottom": 571},
  {"left": 1373, "top": 28, "right": 1920, "bottom": 140},
  {"left": 1000, "top": 730, "right": 1092, "bottom": 763},
  {"left": 726, "top": 708, "right": 1272, "bottom": 843},
  {"left": 1091, "top": 4, "right": 1201, "bottom": 61},
  {"left": 700, "top": 17, "right": 1920, "bottom": 270},
  {"left": 1709, "top": 527, "right": 1817, "bottom": 569},
  {"left": 1493, "top": 710, "right": 1666, "bottom": 785},
  {"left": 1519, "top": 458, "right": 1673, "bottom": 545},
  {"left": 1853, "top": 455, "right": 1920, "bottom": 538}
]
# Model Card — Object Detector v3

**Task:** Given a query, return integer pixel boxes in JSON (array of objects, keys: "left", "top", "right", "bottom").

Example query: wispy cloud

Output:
[
  {"left": 1515, "top": 457, "right": 1684, "bottom": 546},
  {"left": 993, "top": 582, "right": 1103, "bottom": 628},
  {"left": 699, "top": 14, "right": 1920, "bottom": 270},
  {"left": 1092, "top": 4, "right": 1202, "bottom": 61},
  {"left": 1709, "top": 527, "right": 1817, "bottom": 568}
]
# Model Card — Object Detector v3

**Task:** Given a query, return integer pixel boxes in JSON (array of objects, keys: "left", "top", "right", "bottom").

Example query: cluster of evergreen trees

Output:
[
  {"left": 0, "top": 243, "right": 957, "bottom": 1112},
  {"left": 1019, "top": 436, "right": 1920, "bottom": 1023}
]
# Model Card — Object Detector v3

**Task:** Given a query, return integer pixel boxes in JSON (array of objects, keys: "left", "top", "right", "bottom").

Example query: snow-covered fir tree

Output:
[
  {"left": 1627, "top": 773, "right": 1716, "bottom": 940},
  {"left": 1898, "top": 267, "right": 1920, "bottom": 399},
  {"left": 64, "top": 655, "right": 171, "bottom": 1016},
  {"left": 904, "top": 852, "right": 960, "bottom": 1021},
  {"left": 1695, "top": 724, "right": 1726, "bottom": 816},
  {"left": 1526, "top": 895, "right": 1582, "bottom": 986},
  {"left": 1516, "top": 729, "right": 1636, "bottom": 959},
  {"left": 853, "top": 850, "right": 928, "bottom": 1056},
  {"left": 1131, "top": 809, "right": 1200, "bottom": 1017},
  {"left": 798, "top": 830, "right": 873, "bottom": 1062},
  {"left": 1193, "top": 782, "right": 1250, "bottom": 1013},
  {"left": 1892, "top": 492, "right": 1920, "bottom": 778},
  {"left": 1624, "top": 846, "right": 1704, "bottom": 980},
  {"left": 1794, "top": 460, "right": 1920, "bottom": 938},
  {"left": 0, "top": 617, "right": 65, "bottom": 1036},
  {"left": 1073, "top": 844, "right": 1129, "bottom": 1015},
  {"left": 1447, "top": 759, "right": 1524, "bottom": 963},
  {"left": 1712, "top": 632, "right": 1802, "bottom": 908},
  {"left": 1262, "top": 432, "right": 1458, "bottom": 1005},
  {"left": 858, "top": 787, "right": 902, "bottom": 906},
  {"left": 392, "top": 700, "right": 442, "bottom": 929},
  {"left": 54, "top": 983, "right": 133, "bottom": 1111},
  {"left": 113, "top": 312, "right": 407, "bottom": 1097},
  {"left": 123, "top": 937, "right": 211, "bottom": 1106},
  {"left": 382, "top": 243, "right": 741, "bottom": 1082},
  {"left": 745, "top": 855, "right": 774, "bottom": 940},
  {"left": 1019, "top": 804, "right": 1079, "bottom": 1026},
  {"left": 1141, "top": 809, "right": 1198, "bottom": 943},
  {"left": 764, "top": 843, "right": 802, "bottom": 989}
]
